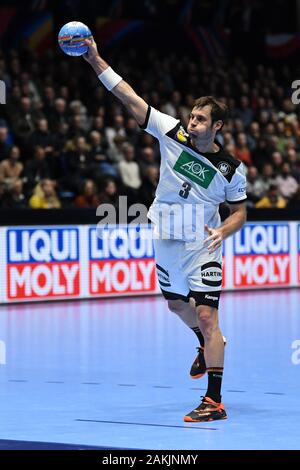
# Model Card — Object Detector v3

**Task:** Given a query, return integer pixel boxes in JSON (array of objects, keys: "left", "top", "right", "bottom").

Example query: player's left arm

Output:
[{"left": 204, "top": 202, "right": 247, "bottom": 254}]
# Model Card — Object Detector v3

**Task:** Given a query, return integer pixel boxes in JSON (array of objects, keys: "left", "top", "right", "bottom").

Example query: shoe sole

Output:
[
  {"left": 190, "top": 371, "right": 206, "bottom": 379},
  {"left": 183, "top": 415, "right": 227, "bottom": 422}
]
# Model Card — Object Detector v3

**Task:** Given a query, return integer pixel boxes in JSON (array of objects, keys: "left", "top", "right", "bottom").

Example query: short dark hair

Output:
[{"left": 193, "top": 96, "right": 228, "bottom": 128}]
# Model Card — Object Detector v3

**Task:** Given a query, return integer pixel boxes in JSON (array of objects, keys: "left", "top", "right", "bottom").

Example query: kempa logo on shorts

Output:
[
  {"left": 173, "top": 151, "right": 216, "bottom": 189},
  {"left": 205, "top": 294, "right": 218, "bottom": 301}
]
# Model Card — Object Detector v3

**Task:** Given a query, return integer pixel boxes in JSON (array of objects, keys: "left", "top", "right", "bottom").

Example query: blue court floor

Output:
[{"left": 0, "top": 289, "right": 299, "bottom": 450}]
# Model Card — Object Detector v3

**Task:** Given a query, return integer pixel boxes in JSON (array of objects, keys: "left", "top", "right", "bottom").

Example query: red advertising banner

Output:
[
  {"left": 0, "top": 222, "right": 299, "bottom": 304},
  {"left": 233, "top": 223, "right": 290, "bottom": 288}
]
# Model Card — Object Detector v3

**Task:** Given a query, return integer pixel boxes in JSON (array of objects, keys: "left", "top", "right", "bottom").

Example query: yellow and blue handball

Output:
[{"left": 58, "top": 21, "right": 92, "bottom": 56}]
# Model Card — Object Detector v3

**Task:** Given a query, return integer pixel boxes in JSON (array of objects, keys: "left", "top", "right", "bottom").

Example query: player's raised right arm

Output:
[{"left": 83, "top": 38, "right": 148, "bottom": 126}]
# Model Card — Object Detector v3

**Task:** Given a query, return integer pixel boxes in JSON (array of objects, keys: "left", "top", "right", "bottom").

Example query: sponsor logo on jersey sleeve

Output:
[
  {"left": 173, "top": 151, "right": 217, "bottom": 189},
  {"left": 175, "top": 127, "right": 189, "bottom": 144}
]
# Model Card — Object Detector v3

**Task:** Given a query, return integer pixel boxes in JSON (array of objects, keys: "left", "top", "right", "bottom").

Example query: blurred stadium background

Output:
[
  {"left": 0, "top": 0, "right": 300, "bottom": 452},
  {"left": 1, "top": 0, "right": 300, "bottom": 215}
]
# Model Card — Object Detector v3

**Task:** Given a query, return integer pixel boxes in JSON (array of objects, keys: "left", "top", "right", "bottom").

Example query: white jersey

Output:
[{"left": 141, "top": 106, "right": 247, "bottom": 242}]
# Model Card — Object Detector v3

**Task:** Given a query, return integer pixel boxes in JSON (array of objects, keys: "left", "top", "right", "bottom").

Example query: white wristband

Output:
[{"left": 98, "top": 67, "right": 122, "bottom": 91}]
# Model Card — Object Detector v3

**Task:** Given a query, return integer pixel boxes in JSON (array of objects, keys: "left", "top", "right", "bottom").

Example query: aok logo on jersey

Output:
[
  {"left": 233, "top": 224, "right": 290, "bottom": 288},
  {"left": 7, "top": 228, "right": 80, "bottom": 300},
  {"left": 174, "top": 151, "right": 216, "bottom": 189},
  {"left": 89, "top": 226, "right": 157, "bottom": 295}
]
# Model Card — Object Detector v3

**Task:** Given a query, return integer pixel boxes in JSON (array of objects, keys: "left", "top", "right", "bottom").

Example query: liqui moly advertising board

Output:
[
  {"left": 6, "top": 227, "right": 80, "bottom": 300},
  {"left": 0, "top": 222, "right": 299, "bottom": 304},
  {"left": 233, "top": 223, "right": 290, "bottom": 288},
  {"left": 88, "top": 225, "right": 158, "bottom": 296}
]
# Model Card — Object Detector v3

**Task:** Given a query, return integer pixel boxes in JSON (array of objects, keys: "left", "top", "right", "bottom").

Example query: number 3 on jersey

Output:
[{"left": 179, "top": 181, "right": 192, "bottom": 199}]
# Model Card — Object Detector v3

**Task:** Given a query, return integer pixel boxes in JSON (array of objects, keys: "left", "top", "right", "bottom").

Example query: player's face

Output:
[{"left": 187, "top": 105, "right": 221, "bottom": 140}]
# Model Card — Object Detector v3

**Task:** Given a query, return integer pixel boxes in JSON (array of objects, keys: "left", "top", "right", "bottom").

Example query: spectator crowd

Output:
[{"left": 1, "top": 45, "right": 300, "bottom": 211}]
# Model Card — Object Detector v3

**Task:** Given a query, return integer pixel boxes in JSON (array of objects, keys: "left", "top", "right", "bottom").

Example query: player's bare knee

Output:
[
  {"left": 196, "top": 306, "right": 217, "bottom": 335},
  {"left": 197, "top": 305, "right": 213, "bottom": 322}
]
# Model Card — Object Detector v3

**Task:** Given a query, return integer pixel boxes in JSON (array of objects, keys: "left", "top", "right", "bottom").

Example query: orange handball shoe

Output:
[{"left": 184, "top": 396, "right": 227, "bottom": 422}]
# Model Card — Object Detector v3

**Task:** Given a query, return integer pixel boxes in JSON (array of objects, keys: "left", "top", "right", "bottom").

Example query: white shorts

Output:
[{"left": 153, "top": 238, "right": 222, "bottom": 308}]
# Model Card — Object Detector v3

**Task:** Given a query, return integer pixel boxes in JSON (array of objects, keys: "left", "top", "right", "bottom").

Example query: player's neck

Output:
[{"left": 191, "top": 137, "right": 219, "bottom": 154}]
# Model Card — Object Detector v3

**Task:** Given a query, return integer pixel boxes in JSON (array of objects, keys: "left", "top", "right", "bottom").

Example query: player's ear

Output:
[{"left": 214, "top": 120, "right": 223, "bottom": 132}]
